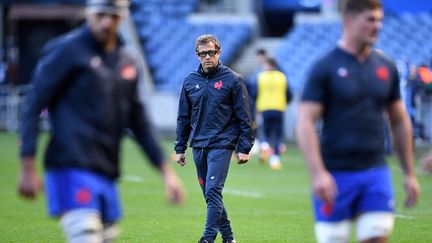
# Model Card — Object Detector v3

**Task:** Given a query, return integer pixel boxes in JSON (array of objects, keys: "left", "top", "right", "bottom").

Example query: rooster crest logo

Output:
[
  {"left": 214, "top": 80, "right": 223, "bottom": 90},
  {"left": 376, "top": 66, "right": 389, "bottom": 82}
]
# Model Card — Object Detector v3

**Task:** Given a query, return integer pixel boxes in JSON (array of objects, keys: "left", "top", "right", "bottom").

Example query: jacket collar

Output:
[{"left": 198, "top": 61, "right": 223, "bottom": 78}]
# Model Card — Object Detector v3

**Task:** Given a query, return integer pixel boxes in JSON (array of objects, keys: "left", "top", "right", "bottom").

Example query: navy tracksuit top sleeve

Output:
[
  {"left": 128, "top": 83, "right": 165, "bottom": 167},
  {"left": 20, "top": 42, "right": 73, "bottom": 157},
  {"left": 232, "top": 76, "right": 254, "bottom": 154}
]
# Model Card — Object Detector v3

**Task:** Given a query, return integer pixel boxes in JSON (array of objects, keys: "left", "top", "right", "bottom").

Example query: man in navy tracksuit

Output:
[
  {"left": 18, "top": 0, "right": 184, "bottom": 242},
  {"left": 175, "top": 34, "right": 254, "bottom": 243}
]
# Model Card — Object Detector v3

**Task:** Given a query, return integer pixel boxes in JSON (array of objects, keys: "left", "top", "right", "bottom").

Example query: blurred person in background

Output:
[
  {"left": 245, "top": 48, "right": 270, "bottom": 156},
  {"left": 255, "top": 57, "right": 292, "bottom": 170},
  {"left": 296, "top": 0, "right": 420, "bottom": 242},
  {"left": 420, "top": 149, "right": 432, "bottom": 174},
  {"left": 175, "top": 34, "right": 254, "bottom": 243},
  {"left": 255, "top": 48, "right": 268, "bottom": 68},
  {"left": 18, "top": 0, "right": 184, "bottom": 242},
  {"left": 420, "top": 148, "right": 432, "bottom": 174}
]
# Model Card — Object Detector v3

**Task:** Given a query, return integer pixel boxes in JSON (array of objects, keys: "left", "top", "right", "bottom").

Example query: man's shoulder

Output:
[
  {"left": 41, "top": 27, "right": 84, "bottom": 56},
  {"left": 307, "top": 48, "right": 339, "bottom": 71},
  {"left": 219, "top": 65, "right": 243, "bottom": 82},
  {"left": 372, "top": 49, "right": 396, "bottom": 67},
  {"left": 317, "top": 47, "right": 341, "bottom": 64},
  {"left": 184, "top": 70, "right": 202, "bottom": 82}
]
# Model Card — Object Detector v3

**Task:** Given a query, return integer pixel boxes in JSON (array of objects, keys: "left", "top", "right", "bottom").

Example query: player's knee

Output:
[
  {"left": 60, "top": 208, "right": 103, "bottom": 243},
  {"left": 356, "top": 212, "right": 394, "bottom": 242},
  {"left": 315, "top": 220, "right": 351, "bottom": 243},
  {"left": 102, "top": 223, "right": 120, "bottom": 243},
  {"left": 205, "top": 186, "right": 221, "bottom": 199}
]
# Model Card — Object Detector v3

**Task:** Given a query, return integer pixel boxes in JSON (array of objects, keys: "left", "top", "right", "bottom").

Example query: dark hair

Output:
[
  {"left": 195, "top": 34, "right": 221, "bottom": 52},
  {"left": 266, "top": 57, "right": 278, "bottom": 69},
  {"left": 256, "top": 49, "right": 267, "bottom": 56},
  {"left": 343, "top": 0, "right": 382, "bottom": 15}
]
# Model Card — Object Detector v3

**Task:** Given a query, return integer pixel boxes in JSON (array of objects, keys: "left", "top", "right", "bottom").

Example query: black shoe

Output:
[
  {"left": 198, "top": 238, "right": 212, "bottom": 243},
  {"left": 223, "top": 240, "right": 236, "bottom": 243}
]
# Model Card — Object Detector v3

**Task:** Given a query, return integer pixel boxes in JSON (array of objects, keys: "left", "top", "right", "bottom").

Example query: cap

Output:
[{"left": 86, "top": 0, "right": 130, "bottom": 16}]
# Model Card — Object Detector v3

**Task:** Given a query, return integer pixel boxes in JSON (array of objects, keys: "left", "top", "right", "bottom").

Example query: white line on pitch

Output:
[
  {"left": 395, "top": 214, "right": 415, "bottom": 220},
  {"left": 224, "top": 189, "right": 264, "bottom": 198}
]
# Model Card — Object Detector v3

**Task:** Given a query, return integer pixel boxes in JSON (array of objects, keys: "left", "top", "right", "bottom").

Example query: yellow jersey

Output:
[{"left": 256, "top": 70, "right": 288, "bottom": 112}]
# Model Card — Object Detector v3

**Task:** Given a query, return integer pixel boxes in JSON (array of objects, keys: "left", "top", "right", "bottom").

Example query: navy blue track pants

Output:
[
  {"left": 193, "top": 148, "right": 234, "bottom": 242},
  {"left": 262, "top": 110, "right": 284, "bottom": 155}
]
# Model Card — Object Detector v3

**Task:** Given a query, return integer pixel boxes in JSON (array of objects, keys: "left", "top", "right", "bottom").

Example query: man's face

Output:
[
  {"left": 196, "top": 42, "right": 220, "bottom": 72},
  {"left": 348, "top": 8, "right": 383, "bottom": 46},
  {"left": 256, "top": 53, "right": 267, "bottom": 65},
  {"left": 86, "top": 11, "right": 122, "bottom": 44}
]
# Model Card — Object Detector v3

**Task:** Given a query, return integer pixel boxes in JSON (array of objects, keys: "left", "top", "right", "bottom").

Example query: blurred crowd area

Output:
[{"left": 0, "top": 0, "right": 431, "bottom": 144}]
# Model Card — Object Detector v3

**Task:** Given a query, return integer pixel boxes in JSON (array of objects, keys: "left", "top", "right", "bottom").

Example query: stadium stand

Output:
[
  {"left": 131, "top": 0, "right": 253, "bottom": 92},
  {"left": 275, "top": 13, "right": 432, "bottom": 93}
]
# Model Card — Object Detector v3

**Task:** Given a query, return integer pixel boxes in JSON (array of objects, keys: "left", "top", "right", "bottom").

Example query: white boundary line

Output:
[
  {"left": 224, "top": 189, "right": 264, "bottom": 198},
  {"left": 395, "top": 214, "right": 415, "bottom": 220}
]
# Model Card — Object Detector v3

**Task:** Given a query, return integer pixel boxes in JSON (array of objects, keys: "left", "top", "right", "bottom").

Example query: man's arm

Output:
[
  {"left": 232, "top": 76, "right": 254, "bottom": 163},
  {"left": 18, "top": 44, "right": 73, "bottom": 200},
  {"left": 386, "top": 100, "right": 420, "bottom": 207},
  {"left": 296, "top": 102, "right": 337, "bottom": 204},
  {"left": 128, "top": 81, "right": 184, "bottom": 205},
  {"left": 285, "top": 77, "right": 293, "bottom": 103},
  {"left": 18, "top": 157, "right": 43, "bottom": 199}
]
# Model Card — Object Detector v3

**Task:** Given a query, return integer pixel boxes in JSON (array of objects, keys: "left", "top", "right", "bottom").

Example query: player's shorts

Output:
[
  {"left": 45, "top": 168, "right": 122, "bottom": 223},
  {"left": 313, "top": 165, "right": 395, "bottom": 222}
]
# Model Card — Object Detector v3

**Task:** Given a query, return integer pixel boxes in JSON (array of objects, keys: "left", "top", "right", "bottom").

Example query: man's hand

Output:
[
  {"left": 176, "top": 153, "right": 186, "bottom": 166},
  {"left": 237, "top": 152, "right": 250, "bottom": 164},
  {"left": 312, "top": 170, "right": 337, "bottom": 205},
  {"left": 403, "top": 175, "right": 420, "bottom": 208},
  {"left": 18, "top": 157, "right": 43, "bottom": 200},
  {"left": 161, "top": 164, "right": 185, "bottom": 205}
]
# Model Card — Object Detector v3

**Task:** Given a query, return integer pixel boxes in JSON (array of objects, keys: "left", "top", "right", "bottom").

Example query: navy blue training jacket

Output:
[
  {"left": 175, "top": 63, "right": 254, "bottom": 154},
  {"left": 20, "top": 25, "right": 164, "bottom": 179}
]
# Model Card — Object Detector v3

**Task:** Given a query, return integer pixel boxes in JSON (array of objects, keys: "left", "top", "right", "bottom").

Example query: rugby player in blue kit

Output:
[
  {"left": 296, "top": 0, "right": 420, "bottom": 242},
  {"left": 17, "top": 0, "right": 184, "bottom": 242}
]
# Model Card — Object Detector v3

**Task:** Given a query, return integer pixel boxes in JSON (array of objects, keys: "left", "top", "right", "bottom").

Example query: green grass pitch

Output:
[{"left": 0, "top": 132, "right": 431, "bottom": 242}]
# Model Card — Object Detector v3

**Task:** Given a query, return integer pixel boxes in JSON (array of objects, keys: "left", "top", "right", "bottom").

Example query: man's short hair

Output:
[
  {"left": 266, "top": 57, "right": 278, "bottom": 69},
  {"left": 195, "top": 34, "right": 221, "bottom": 52},
  {"left": 86, "top": 0, "right": 130, "bottom": 16},
  {"left": 342, "top": 0, "right": 382, "bottom": 16},
  {"left": 256, "top": 49, "right": 267, "bottom": 56}
]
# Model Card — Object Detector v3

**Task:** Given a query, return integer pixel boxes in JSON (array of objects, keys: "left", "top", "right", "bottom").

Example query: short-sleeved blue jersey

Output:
[{"left": 301, "top": 47, "right": 400, "bottom": 171}]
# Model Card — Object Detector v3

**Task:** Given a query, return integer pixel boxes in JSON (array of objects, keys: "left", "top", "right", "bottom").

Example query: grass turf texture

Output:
[{"left": 0, "top": 132, "right": 431, "bottom": 242}]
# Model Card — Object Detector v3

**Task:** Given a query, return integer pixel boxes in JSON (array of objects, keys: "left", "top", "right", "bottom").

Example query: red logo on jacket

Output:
[
  {"left": 121, "top": 64, "right": 137, "bottom": 81},
  {"left": 214, "top": 80, "right": 223, "bottom": 90},
  {"left": 376, "top": 66, "right": 389, "bottom": 81}
]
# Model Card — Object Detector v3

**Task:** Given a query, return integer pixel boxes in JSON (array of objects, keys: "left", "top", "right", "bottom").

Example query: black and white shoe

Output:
[{"left": 198, "top": 238, "right": 212, "bottom": 243}]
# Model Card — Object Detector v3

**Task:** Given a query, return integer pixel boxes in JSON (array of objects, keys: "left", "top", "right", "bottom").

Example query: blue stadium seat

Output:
[
  {"left": 131, "top": 0, "right": 253, "bottom": 91},
  {"left": 276, "top": 12, "right": 432, "bottom": 93}
]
